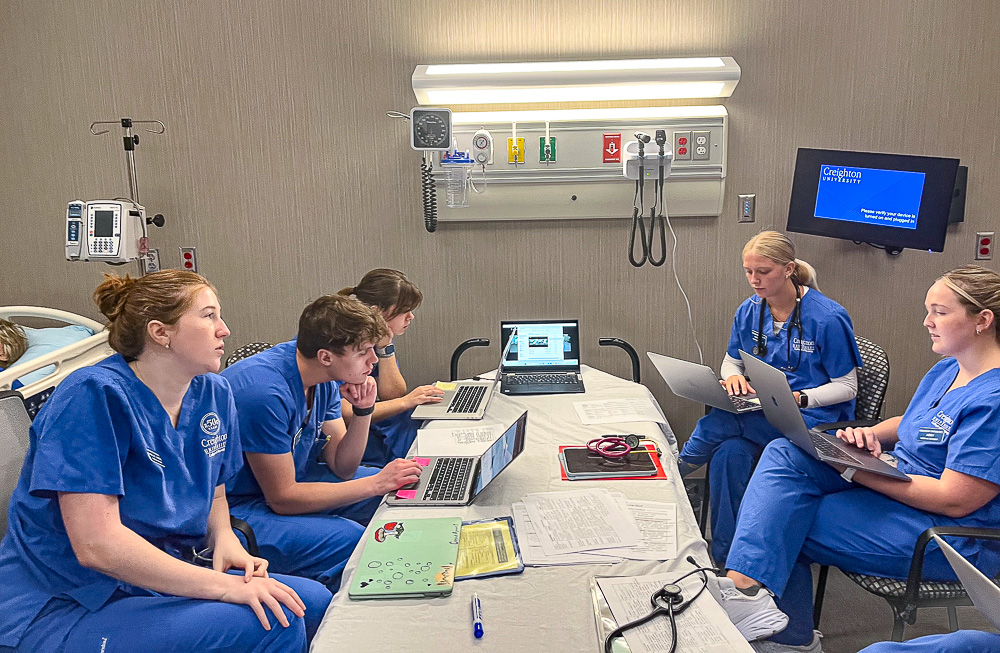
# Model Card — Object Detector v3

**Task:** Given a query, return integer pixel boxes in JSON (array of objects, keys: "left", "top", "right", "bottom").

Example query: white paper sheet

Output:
[
  {"left": 415, "top": 423, "right": 502, "bottom": 456},
  {"left": 573, "top": 397, "right": 667, "bottom": 425},
  {"left": 593, "top": 500, "right": 678, "bottom": 561},
  {"left": 512, "top": 502, "right": 621, "bottom": 566},
  {"left": 521, "top": 489, "right": 641, "bottom": 555},
  {"left": 596, "top": 574, "right": 752, "bottom": 653}
]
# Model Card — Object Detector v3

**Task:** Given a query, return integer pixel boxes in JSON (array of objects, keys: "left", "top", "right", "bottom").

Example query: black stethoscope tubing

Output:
[
  {"left": 752, "top": 282, "right": 804, "bottom": 373},
  {"left": 603, "top": 565, "right": 714, "bottom": 653}
]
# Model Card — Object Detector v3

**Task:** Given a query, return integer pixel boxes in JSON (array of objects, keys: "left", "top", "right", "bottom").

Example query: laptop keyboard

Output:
[
  {"left": 423, "top": 457, "right": 474, "bottom": 501},
  {"left": 507, "top": 373, "right": 578, "bottom": 385},
  {"left": 729, "top": 395, "right": 759, "bottom": 411},
  {"left": 809, "top": 432, "right": 863, "bottom": 465},
  {"left": 447, "top": 385, "right": 487, "bottom": 414}
]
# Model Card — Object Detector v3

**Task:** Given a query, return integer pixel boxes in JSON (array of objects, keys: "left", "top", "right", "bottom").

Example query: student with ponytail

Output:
[
  {"left": 338, "top": 269, "right": 444, "bottom": 467},
  {"left": 0, "top": 271, "right": 330, "bottom": 653},
  {"left": 680, "top": 231, "right": 863, "bottom": 567}
]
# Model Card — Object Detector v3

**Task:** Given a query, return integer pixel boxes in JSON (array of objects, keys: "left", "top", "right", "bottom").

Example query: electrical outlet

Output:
[
  {"left": 179, "top": 246, "right": 198, "bottom": 272},
  {"left": 738, "top": 194, "right": 756, "bottom": 223},
  {"left": 145, "top": 248, "right": 161, "bottom": 274},
  {"left": 976, "top": 232, "right": 994, "bottom": 260}
]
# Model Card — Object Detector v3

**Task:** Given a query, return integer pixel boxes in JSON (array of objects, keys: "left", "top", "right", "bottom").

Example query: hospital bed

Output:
[{"left": 0, "top": 306, "right": 113, "bottom": 417}]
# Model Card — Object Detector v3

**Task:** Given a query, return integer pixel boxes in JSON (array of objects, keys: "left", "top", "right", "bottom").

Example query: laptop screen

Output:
[
  {"left": 473, "top": 411, "right": 527, "bottom": 496},
  {"left": 500, "top": 320, "right": 581, "bottom": 372}
]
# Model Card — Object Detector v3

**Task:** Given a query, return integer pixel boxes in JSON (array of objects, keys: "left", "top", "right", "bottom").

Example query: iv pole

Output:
[{"left": 89, "top": 118, "right": 167, "bottom": 276}]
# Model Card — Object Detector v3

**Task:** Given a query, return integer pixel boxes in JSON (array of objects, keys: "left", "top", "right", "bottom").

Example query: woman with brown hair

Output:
[
  {"left": 0, "top": 271, "right": 330, "bottom": 652},
  {"left": 339, "top": 268, "right": 444, "bottom": 466}
]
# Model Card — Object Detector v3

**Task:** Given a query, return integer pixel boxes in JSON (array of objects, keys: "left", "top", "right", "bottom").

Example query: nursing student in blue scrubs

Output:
[
  {"left": 338, "top": 269, "right": 444, "bottom": 467},
  {"left": 222, "top": 294, "right": 424, "bottom": 590},
  {"left": 679, "top": 231, "right": 862, "bottom": 565},
  {"left": 0, "top": 271, "right": 330, "bottom": 653},
  {"left": 860, "top": 631, "right": 1000, "bottom": 652},
  {"left": 716, "top": 265, "right": 1000, "bottom": 652}
]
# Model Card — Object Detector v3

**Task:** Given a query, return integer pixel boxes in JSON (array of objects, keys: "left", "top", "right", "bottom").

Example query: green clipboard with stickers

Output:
[{"left": 349, "top": 517, "right": 462, "bottom": 600}]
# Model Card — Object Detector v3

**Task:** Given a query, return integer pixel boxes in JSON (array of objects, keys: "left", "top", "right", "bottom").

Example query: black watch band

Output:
[
  {"left": 799, "top": 391, "right": 809, "bottom": 409},
  {"left": 352, "top": 404, "right": 375, "bottom": 417}
]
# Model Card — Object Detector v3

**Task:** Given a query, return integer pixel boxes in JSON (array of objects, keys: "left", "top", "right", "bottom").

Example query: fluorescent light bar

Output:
[
  {"left": 451, "top": 106, "right": 728, "bottom": 125},
  {"left": 425, "top": 82, "right": 727, "bottom": 105},
  {"left": 413, "top": 57, "right": 740, "bottom": 105},
  {"left": 425, "top": 58, "right": 727, "bottom": 75}
]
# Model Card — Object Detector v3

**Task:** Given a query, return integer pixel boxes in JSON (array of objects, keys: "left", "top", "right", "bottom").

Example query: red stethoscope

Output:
[{"left": 586, "top": 434, "right": 661, "bottom": 460}]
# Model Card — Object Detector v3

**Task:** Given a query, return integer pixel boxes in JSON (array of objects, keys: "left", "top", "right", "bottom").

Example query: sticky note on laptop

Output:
[{"left": 435, "top": 381, "right": 457, "bottom": 391}]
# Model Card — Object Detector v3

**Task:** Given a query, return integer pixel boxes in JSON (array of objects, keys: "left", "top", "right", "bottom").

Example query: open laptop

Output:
[
  {"left": 647, "top": 351, "right": 761, "bottom": 414},
  {"left": 387, "top": 410, "right": 528, "bottom": 506},
  {"left": 499, "top": 319, "right": 585, "bottom": 395},
  {"left": 412, "top": 331, "right": 516, "bottom": 420},
  {"left": 934, "top": 534, "right": 1000, "bottom": 629},
  {"left": 739, "top": 350, "right": 910, "bottom": 481}
]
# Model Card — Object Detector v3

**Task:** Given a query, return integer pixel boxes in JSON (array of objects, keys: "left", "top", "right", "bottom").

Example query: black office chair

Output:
[
  {"left": 827, "top": 527, "right": 1000, "bottom": 641},
  {"left": 812, "top": 336, "right": 891, "bottom": 626},
  {"left": 225, "top": 342, "right": 274, "bottom": 368}
]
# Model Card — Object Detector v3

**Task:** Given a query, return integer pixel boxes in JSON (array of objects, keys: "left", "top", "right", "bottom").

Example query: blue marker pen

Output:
[{"left": 471, "top": 592, "right": 484, "bottom": 639}]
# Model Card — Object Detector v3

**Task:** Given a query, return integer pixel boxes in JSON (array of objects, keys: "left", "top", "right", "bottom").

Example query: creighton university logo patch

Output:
[{"left": 200, "top": 412, "right": 221, "bottom": 436}]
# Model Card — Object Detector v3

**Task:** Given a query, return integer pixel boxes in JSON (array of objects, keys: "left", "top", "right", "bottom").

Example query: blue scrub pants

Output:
[
  {"left": 230, "top": 465, "right": 383, "bottom": 590},
  {"left": 6, "top": 573, "right": 330, "bottom": 653},
  {"left": 726, "top": 440, "right": 967, "bottom": 646},
  {"left": 860, "top": 631, "right": 1000, "bottom": 652},
  {"left": 362, "top": 409, "right": 419, "bottom": 468},
  {"left": 682, "top": 409, "right": 779, "bottom": 565}
]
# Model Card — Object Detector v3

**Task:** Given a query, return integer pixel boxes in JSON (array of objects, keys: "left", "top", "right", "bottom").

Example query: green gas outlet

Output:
[{"left": 539, "top": 136, "right": 556, "bottom": 162}]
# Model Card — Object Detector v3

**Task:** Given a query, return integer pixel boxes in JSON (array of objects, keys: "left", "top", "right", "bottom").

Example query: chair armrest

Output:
[
  {"left": 450, "top": 338, "right": 489, "bottom": 382},
  {"left": 814, "top": 419, "right": 880, "bottom": 432},
  {"left": 901, "top": 525, "right": 1000, "bottom": 621},
  {"left": 231, "top": 515, "right": 260, "bottom": 557},
  {"left": 599, "top": 338, "right": 641, "bottom": 383}
]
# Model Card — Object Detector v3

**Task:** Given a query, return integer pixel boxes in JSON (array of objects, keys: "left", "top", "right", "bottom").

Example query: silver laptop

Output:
[
  {"left": 646, "top": 351, "right": 762, "bottom": 414},
  {"left": 386, "top": 410, "right": 528, "bottom": 506},
  {"left": 739, "top": 350, "right": 910, "bottom": 481},
  {"left": 412, "top": 332, "right": 516, "bottom": 420},
  {"left": 934, "top": 534, "right": 1000, "bottom": 629}
]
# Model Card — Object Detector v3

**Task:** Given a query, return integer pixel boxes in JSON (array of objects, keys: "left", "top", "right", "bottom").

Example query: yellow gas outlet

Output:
[{"left": 507, "top": 137, "right": 525, "bottom": 164}]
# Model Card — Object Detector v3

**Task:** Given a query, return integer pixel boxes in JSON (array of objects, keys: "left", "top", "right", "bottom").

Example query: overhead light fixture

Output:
[
  {"left": 412, "top": 57, "right": 740, "bottom": 105},
  {"left": 451, "top": 105, "right": 729, "bottom": 124}
]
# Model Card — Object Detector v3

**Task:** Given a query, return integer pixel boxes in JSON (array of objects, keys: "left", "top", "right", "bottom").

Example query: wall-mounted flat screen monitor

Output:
[{"left": 787, "top": 148, "right": 959, "bottom": 253}]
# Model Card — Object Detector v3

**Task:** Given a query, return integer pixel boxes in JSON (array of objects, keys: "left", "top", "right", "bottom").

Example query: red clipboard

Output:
[{"left": 558, "top": 444, "right": 668, "bottom": 481}]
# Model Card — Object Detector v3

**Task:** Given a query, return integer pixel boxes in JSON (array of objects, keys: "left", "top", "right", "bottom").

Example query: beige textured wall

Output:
[{"left": 2, "top": 0, "right": 998, "bottom": 440}]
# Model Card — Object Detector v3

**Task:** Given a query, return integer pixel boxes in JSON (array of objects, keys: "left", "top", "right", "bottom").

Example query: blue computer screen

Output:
[{"left": 814, "top": 165, "right": 926, "bottom": 230}]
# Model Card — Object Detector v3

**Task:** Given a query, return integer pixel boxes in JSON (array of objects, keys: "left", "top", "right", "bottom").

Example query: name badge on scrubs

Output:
[{"left": 917, "top": 427, "right": 946, "bottom": 443}]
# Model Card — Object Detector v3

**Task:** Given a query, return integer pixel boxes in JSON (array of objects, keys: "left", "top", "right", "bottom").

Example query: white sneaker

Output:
[
  {"left": 751, "top": 630, "right": 823, "bottom": 652},
  {"left": 710, "top": 577, "right": 789, "bottom": 642}
]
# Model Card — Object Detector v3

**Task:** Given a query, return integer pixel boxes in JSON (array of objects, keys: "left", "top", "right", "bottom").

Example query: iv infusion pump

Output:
[{"left": 66, "top": 200, "right": 145, "bottom": 263}]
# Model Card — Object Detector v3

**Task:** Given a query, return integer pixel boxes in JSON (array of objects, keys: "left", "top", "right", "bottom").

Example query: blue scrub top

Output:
[
  {"left": 894, "top": 358, "right": 1000, "bottom": 565},
  {"left": 728, "top": 288, "right": 863, "bottom": 424},
  {"left": 222, "top": 340, "right": 342, "bottom": 499},
  {"left": 0, "top": 354, "right": 242, "bottom": 648}
]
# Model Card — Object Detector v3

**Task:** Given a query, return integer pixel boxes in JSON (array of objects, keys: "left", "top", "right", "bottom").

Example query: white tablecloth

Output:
[{"left": 310, "top": 365, "right": 741, "bottom": 652}]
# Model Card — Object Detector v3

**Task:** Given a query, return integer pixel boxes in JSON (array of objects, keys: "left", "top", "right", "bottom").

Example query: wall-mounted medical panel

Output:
[{"left": 429, "top": 107, "right": 728, "bottom": 223}]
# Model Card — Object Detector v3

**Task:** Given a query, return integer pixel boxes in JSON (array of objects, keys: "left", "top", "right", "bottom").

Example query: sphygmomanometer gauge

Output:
[{"left": 410, "top": 108, "right": 452, "bottom": 151}]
